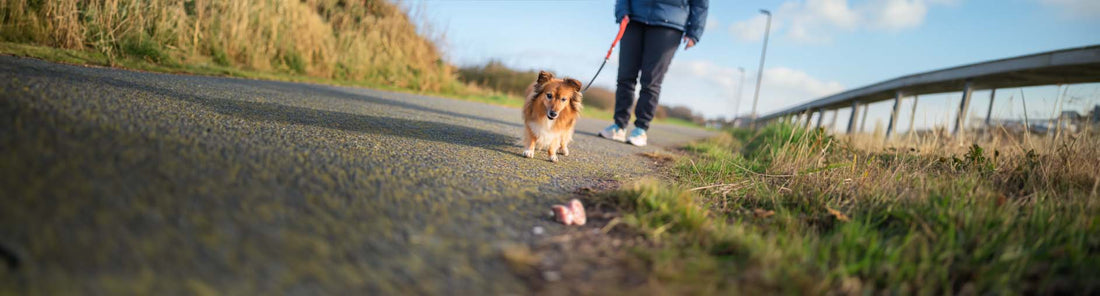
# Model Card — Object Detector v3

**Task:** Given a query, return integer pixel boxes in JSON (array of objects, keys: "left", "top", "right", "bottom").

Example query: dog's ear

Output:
[
  {"left": 536, "top": 71, "right": 554, "bottom": 85},
  {"left": 570, "top": 91, "right": 584, "bottom": 111},
  {"left": 564, "top": 78, "right": 583, "bottom": 92},
  {"left": 563, "top": 78, "right": 583, "bottom": 111}
]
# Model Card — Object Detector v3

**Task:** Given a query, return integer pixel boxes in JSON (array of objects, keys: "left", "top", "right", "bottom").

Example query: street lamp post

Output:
[{"left": 750, "top": 9, "right": 772, "bottom": 128}]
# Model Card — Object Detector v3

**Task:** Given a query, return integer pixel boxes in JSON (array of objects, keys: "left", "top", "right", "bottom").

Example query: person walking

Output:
[{"left": 599, "top": 0, "right": 708, "bottom": 146}]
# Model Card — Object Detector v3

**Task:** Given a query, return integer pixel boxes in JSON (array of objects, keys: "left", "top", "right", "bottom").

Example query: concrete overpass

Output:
[{"left": 755, "top": 44, "right": 1100, "bottom": 137}]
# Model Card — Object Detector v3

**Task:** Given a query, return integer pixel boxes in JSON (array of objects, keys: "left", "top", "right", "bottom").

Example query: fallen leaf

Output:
[
  {"left": 753, "top": 208, "right": 775, "bottom": 218},
  {"left": 826, "top": 206, "right": 850, "bottom": 222},
  {"left": 638, "top": 151, "right": 675, "bottom": 162}
]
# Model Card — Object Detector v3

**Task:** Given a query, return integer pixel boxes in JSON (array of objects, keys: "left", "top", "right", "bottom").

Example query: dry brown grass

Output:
[
  {"left": 842, "top": 127, "right": 1100, "bottom": 199},
  {"left": 1, "top": 0, "right": 457, "bottom": 92}
]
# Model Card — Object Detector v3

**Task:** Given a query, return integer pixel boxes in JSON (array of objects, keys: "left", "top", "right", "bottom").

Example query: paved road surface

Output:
[{"left": 0, "top": 55, "right": 713, "bottom": 294}]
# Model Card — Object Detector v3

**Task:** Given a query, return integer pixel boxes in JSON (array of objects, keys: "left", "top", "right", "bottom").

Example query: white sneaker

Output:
[
  {"left": 598, "top": 124, "right": 626, "bottom": 142},
  {"left": 626, "top": 128, "right": 647, "bottom": 146}
]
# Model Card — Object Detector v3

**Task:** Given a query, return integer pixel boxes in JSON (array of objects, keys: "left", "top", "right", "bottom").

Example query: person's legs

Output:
[
  {"left": 632, "top": 26, "right": 682, "bottom": 130},
  {"left": 613, "top": 22, "right": 645, "bottom": 130}
]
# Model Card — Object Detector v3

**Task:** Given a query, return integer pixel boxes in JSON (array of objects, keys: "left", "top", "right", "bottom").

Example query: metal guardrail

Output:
[{"left": 755, "top": 45, "right": 1100, "bottom": 137}]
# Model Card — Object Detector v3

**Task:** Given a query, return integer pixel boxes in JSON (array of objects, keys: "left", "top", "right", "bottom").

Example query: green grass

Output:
[{"left": 597, "top": 123, "right": 1100, "bottom": 294}]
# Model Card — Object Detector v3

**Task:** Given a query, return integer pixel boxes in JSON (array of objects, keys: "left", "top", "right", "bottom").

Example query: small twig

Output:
[
  {"left": 689, "top": 181, "right": 749, "bottom": 192},
  {"left": 600, "top": 218, "right": 623, "bottom": 234},
  {"left": 689, "top": 183, "right": 728, "bottom": 191},
  {"left": 731, "top": 162, "right": 796, "bottom": 178}
]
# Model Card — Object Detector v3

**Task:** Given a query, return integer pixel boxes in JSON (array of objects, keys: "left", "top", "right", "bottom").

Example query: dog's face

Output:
[{"left": 534, "top": 71, "right": 583, "bottom": 120}]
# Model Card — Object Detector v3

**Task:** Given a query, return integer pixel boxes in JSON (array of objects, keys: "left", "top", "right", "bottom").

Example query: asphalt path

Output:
[{"left": 0, "top": 55, "right": 713, "bottom": 294}]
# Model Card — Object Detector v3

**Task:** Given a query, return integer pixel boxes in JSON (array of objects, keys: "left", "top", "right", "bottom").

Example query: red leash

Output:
[{"left": 582, "top": 16, "right": 630, "bottom": 92}]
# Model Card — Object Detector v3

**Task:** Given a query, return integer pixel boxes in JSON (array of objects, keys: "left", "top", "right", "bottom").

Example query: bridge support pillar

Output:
[
  {"left": 815, "top": 107, "right": 825, "bottom": 129},
  {"left": 984, "top": 88, "right": 997, "bottom": 127},
  {"left": 829, "top": 109, "right": 839, "bottom": 131},
  {"left": 908, "top": 95, "right": 919, "bottom": 135},
  {"left": 859, "top": 103, "right": 869, "bottom": 133},
  {"left": 953, "top": 81, "right": 974, "bottom": 136},
  {"left": 846, "top": 101, "right": 859, "bottom": 134},
  {"left": 885, "top": 90, "right": 903, "bottom": 139},
  {"left": 803, "top": 109, "right": 814, "bottom": 129}
]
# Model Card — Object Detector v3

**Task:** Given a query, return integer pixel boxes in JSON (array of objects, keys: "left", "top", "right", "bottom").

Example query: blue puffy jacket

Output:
[{"left": 615, "top": 0, "right": 709, "bottom": 43}]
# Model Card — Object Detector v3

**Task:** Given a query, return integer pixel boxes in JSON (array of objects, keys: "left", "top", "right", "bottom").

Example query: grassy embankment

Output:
[
  {"left": 0, "top": 0, "right": 698, "bottom": 127},
  {"left": 597, "top": 125, "right": 1099, "bottom": 294},
  {"left": 0, "top": 0, "right": 482, "bottom": 96}
]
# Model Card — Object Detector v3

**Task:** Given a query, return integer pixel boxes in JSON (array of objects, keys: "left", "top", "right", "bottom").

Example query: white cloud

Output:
[
  {"left": 706, "top": 18, "right": 720, "bottom": 32},
  {"left": 783, "top": 0, "right": 860, "bottom": 42},
  {"left": 682, "top": 60, "right": 741, "bottom": 90},
  {"left": 730, "top": 0, "right": 954, "bottom": 43},
  {"left": 729, "top": 14, "right": 772, "bottom": 42},
  {"left": 863, "top": 0, "right": 928, "bottom": 31},
  {"left": 1037, "top": 0, "right": 1100, "bottom": 18},
  {"left": 661, "top": 60, "right": 844, "bottom": 118},
  {"left": 803, "top": 0, "right": 861, "bottom": 29},
  {"left": 762, "top": 67, "right": 846, "bottom": 100}
]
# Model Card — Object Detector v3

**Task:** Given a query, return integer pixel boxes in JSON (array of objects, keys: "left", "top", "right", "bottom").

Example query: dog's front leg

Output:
[
  {"left": 522, "top": 127, "right": 536, "bottom": 158},
  {"left": 559, "top": 128, "right": 573, "bottom": 156},
  {"left": 548, "top": 141, "right": 560, "bottom": 163}
]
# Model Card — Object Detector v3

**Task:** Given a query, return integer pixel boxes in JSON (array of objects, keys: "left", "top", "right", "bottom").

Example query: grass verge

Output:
[
  {"left": 596, "top": 124, "right": 1100, "bottom": 294},
  {"left": 0, "top": 41, "right": 699, "bottom": 128}
]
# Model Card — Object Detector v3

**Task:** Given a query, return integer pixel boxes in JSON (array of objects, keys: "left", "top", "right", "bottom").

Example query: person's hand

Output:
[
  {"left": 621, "top": 15, "right": 630, "bottom": 23},
  {"left": 683, "top": 37, "right": 696, "bottom": 50}
]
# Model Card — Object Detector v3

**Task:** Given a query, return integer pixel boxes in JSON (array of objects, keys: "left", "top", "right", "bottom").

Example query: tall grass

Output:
[
  {"left": 1, "top": 0, "right": 458, "bottom": 92},
  {"left": 600, "top": 124, "right": 1100, "bottom": 294}
]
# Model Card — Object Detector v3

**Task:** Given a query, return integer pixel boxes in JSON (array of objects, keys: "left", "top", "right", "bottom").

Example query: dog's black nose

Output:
[{"left": 548, "top": 111, "right": 558, "bottom": 118}]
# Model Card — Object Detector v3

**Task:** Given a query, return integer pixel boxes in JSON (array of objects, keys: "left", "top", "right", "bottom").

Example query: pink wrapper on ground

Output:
[
  {"left": 569, "top": 199, "right": 586, "bottom": 225},
  {"left": 552, "top": 205, "right": 574, "bottom": 225}
]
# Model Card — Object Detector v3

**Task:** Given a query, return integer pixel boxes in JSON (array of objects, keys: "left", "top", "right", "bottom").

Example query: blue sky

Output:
[{"left": 405, "top": 0, "right": 1099, "bottom": 129}]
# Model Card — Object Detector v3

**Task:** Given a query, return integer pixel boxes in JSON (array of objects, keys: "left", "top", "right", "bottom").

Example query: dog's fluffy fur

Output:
[{"left": 522, "top": 71, "right": 583, "bottom": 162}]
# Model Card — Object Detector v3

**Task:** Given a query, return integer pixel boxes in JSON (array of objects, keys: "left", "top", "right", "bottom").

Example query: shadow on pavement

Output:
[
  {"left": 10, "top": 62, "right": 521, "bottom": 155},
  {"left": 216, "top": 78, "right": 526, "bottom": 129}
]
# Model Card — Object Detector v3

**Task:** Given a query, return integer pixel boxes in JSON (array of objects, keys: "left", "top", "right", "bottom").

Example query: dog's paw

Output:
[
  {"left": 549, "top": 155, "right": 559, "bottom": 163},
  {"left": 560, "top": 147, "right": 570, "bottom": 156},
  {"left": 522, "top": 149, "right": 534, "bottom": 158}
]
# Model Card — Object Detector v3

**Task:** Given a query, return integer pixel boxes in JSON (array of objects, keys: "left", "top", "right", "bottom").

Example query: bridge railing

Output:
[{"left": 753, "top": 45, "right": 1100, "bottom": 138}]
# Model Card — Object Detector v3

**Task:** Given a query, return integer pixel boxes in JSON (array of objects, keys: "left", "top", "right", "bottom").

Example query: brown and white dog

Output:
[{"left": 522, "top": 71, "right": 582, "bottom": 162}]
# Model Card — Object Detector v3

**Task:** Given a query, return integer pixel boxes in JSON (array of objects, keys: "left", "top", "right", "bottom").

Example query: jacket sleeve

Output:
[
  {"left": 615, "top": 0, "right": 630, "bottom": 23},
  {"left": 685, "top": 0, "right": 708, "bottom": 43}
]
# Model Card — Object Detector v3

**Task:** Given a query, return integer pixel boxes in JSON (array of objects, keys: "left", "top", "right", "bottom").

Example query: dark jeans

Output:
[{"left": 614, "top": 21, "right": 681, "bottom": 131}]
